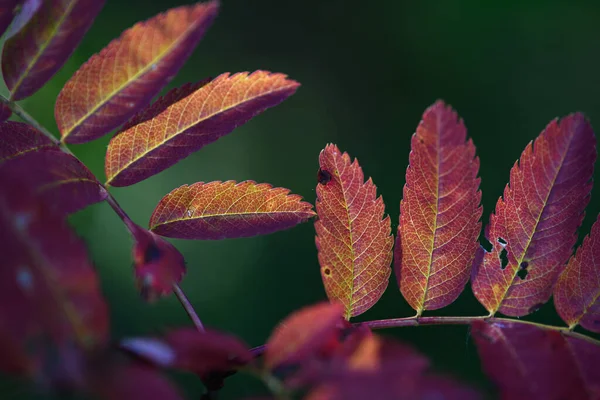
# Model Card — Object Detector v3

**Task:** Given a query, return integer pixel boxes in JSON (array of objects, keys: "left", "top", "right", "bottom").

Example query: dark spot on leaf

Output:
[
  {"left": 528, "top": 303, "right": 544, "bottom": 314},
  {"left": 499, "top": 248, "right": 508, "bottom": 270},
  {"left": 323, "top": 267, "right": 331, "bottom": 276},
  {"left": 497, "top": 237, "right": 507, "bottom": 245},
  {"left": 317, "top": 168, "right": 332, "bottom": 185},
  {"left": 517, "top": 268, "right": 528, "bottom": 280},
  {"left": 144, "top": 243, "right": 161, "bottom": 263},
  {"left": 594, "top": 320, "right": 600, "bottom": 325},
  {"left": 520, "top": 261, "right": 529, "bottom": 269}
]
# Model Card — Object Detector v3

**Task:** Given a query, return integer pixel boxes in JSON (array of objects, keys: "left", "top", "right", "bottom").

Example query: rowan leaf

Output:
[
  {"left": 554, "top": 213, "right": 600, "bottom": 332},
  {"left": 0, "top": 121, "right": 57, "bottom": 163},
  {"left": 2, "top": 0, "right": 104, "bottom": 100},
  {"left": 149, "top": 180, "right": 315, "bottom": 240},
  {"left": 0, "top": 151, "right": 107, "bottom": 215},
  {"left": 3, "top": 0, "right": 39, "bottom": 39},
  {"left": 0, "top": 172, "right": 109, "bottom": 386},
  {"left": 396, "top": 100, "right": 482, "bottom": 314},
  {"left": 121, "top": 328, "right": 251, "bottom": 378},
  {"left": 471, "top": 320, "right": 600, "bottom": 400},
  {"left": 264, "top": 302, "right": 345, "bottom": 370},
  {"left": 471, "top": 114, "right": 596, "bottom": 316},
  {"left": 56, "top": 0, "right": 219, "bottom": 144},
  {"left": 104, "top": 71, "right": 299, "bottom": 186},
  {"left": 0, "top": 1, "right": 20, "bottom": 37},
  {"left": 314, "top": 144, "right": 393, "bottom": 319},
  {"left": 130, "top": 224, "right": 186, "bottom": 300}
]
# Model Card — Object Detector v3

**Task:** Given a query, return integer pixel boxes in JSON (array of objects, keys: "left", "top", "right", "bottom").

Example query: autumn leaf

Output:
[
  {"left": 471, "top": 320, "right": 600, "bottom": 400},
  {"left": 2, "top": 0, "right": 105, "bottom": 100},
  {"left": 315, "top": 144, "right": 393, "bottom": 319},
  {"left": 471, "top": 114, "right": 596, "bottom": 316},
  {"left": 121, "top": 328, "right": 251, "bottom": 378},
  {"left": 56, "top": 0, "right": 219, "bottom": 144},
  {"left": 105, "top": 71, "right": 299, "bottom": 186},
  {"left": 265, "top": 302, "right": 345, "bottom": 370},
  {"left": 0, "top": 121, "right": 57, "bottom": 163},
  {"left": 554, "top": 213, "right": 600, "bottom": 332},
  {"left": 0, "top": 171, "right": 109, "bottom": 386},
  {"left": 396, "top": 100, "right": 482, "bottom": 314},
  {"left": 149, "top": 180, "right": 315, "bottom": 240},
  {"left": 0, "top": 151, "right": 107, "bottom": 215},
  {"left": 130, "top": 224, "right": 186, "bottom": 300}
]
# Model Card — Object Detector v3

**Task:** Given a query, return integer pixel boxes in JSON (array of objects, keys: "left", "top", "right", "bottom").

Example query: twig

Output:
[
  {"left": 0, "top": 95, "right": 63, "bottom": 147},
  {"left": 173, "top": 282, "right": 205, "bottom": 332}
]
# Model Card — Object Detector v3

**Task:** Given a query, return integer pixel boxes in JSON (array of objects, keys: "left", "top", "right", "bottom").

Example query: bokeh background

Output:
[{"left": 2, "top": 0, "right": 600, "bottom": 398}]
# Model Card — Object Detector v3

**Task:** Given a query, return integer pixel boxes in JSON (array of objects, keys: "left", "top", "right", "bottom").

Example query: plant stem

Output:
[
  {"left": 362, "top": 315, "right": 600, "bottom": 346},
  {"left": 173, "top": 282, "right": 205, "bottom": 332},
  {"left": 1, "top": 96, "right": 206, "bottom": 334}
]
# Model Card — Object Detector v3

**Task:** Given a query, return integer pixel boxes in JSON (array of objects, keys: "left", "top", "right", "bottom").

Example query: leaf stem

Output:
[
  {"left": 172, "top": 282, "right": 205, "bottom": 332},
  {"left": 0, "top": 95, "right": 60, "bottom": 145}
]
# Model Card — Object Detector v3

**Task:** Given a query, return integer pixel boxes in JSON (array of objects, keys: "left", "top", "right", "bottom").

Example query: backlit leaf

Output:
[
  {"left": 315, "top": 144, "right": 393, "bottom": 319},
  {"left": 0, "top": 172, "right": 109, "bottom": 386},
  {"left": 0, "top": 121, "right": 56, "bottom": 163},
  {"left": 130, "top": 224, "right": 185, "bottom": 300},
  {"left": 0, "top": 151, "right": 107, "bottom": 215},
  {"left": 150, "top": 180, "right": 315, "bottom": 240},
  {"left": 121, "top": 328, "right": 251, "bottom": 378},
  {"left": 396, "top": 100, "right": 482, "bottom": 314},
  {"left": 472, "top": 320, "right": 600, "bottom": 400},
  {"left": 105, "top": 71, "right": 299, "bottom": 186},
  {"left": 554, "top": 213, "right": 600, "bottom": 332},
  {"left": 56, "top": 0, "right": 219, "bottom": 143},
  {"left": 265, "top": 302, "right": 345, "bottom": 370},
  {"left": 471, "top": 114, "right": 596, "bottom": 316},
  {"left": 2, "top": 0, "right": 105, "bottom": 100}
]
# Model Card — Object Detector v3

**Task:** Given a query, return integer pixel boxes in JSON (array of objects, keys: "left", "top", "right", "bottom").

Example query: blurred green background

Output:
[{"left": 3, "top": 0, "right": 600, "bottom": 398}]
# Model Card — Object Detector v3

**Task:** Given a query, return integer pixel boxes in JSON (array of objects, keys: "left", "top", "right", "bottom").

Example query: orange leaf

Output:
[
  {"left": 396, "top": 101, "right": 482, "bottom": 314},
  {"left": 150, "top": 180, "right": 315, "bottom": 240},
  {"left": 315, "top": 144, "right": 393, "bottom": 319},
  {"left": 264, "top": 302, "right": 345, "bottom": 370},
  {"left": 55, "top": 1, "right": 219, "bottom": 144},
  {"left": 105, "top": 71, "right": 299, "bottom": 186}
]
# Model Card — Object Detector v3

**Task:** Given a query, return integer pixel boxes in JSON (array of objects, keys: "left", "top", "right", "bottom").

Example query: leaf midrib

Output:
[
  {"left": 151, "top": 209, "right": 314, "bottom": 229},
  {"left": 63, "top": 8, "right": 202, "bottom": 139}
]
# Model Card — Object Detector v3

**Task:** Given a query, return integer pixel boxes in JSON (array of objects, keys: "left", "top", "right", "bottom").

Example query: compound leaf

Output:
[
  {"left": 0, "top": 172, "right": 109, "bottom": 385},
  {"left": 554, "top": 213, "right": 600, "bottom": 332},
  {"left": 2, "top": 0, "right": 105, "bottom": 100},
  {"left": 0, "top": 151, "right": 107, "bottom": 215},
  {"left": 150, "top": 180, "right": 315, "bottom": 240},
  {"left": 0, "top": 121, "right": 57, "bottom": 163},
  {"left": 471, "top": 114, "right": 596, "bottom": 316},
  {"left": 105, "top": 71, "right": 299, "bottom": 186},
  {"left": 315, "top": 144, "right": 393, "bottom": 319},
  {"left": 472, "top": 320, "right": 600, "bottom": 400},
  {"left": 56, "top": 0, "right": 219, "bottom": 144},
  {"left": 265, "top": 302, "right": 345, "bottom": 370},
  {"left": 396, "top": 100, "right": 482, "bottom": 314}
]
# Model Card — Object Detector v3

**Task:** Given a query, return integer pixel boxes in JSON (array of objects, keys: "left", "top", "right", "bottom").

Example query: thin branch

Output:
[
  {"left": 173, "top": 283, "right": 205, "bottom": 332},
  {"left": 0, "top": 95, "right": 63, "bottom": 147}
]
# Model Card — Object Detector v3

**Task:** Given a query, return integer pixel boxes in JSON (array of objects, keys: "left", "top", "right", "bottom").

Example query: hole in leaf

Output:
[
  {"left": 499, "top": 248, "right": 508, "bottom": 270},
  {"left": 317, "top": 168, "right": 332, "bottom": 185},
  {"left": 480, "top": 237, "right": 493, "bottom": 252},
  {"left": 144, "top": 243, "right": 162, "bottom": 263},
  {"left": 497, "top": 237, "right": 507, "bottom": 245},
  {"left": 517, "top": 268, "right": 528, "bottom": 280},
  {"left": 323, "top": 267, "right": 331, "bottom": 276}
]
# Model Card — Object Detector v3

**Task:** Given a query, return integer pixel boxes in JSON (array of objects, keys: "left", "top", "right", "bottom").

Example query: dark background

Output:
[{"left": 2, "top": 0, "right": 600, "bottom": 398}]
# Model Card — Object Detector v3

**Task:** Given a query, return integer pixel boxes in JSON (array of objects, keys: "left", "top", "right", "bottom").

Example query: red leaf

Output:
[
  {"left": 56, "top": 1, "right": 219, "bottom": 144},
  {"left": 131, "top": 224, "right": 186, "bottom": 300},
  {"left": 265, "top": 302, "right": 345, "bottom": 370},
  {"left": 471, "top": 320, "right": 600, "bottom": 400},
  {"left": 554, "top": 213, "right": 600, "bottom": 332},
  {"left": 149, "top": 180, "right": 315, "bottom": 240},
  {"left": 315, "top": 144, "right": 393, "bottom": 319},
  {"left": 0, "top": 172, "right": 109, "bottom": 387},
  {"left": 2, "top": 0, "right": 105, "bottom": 100},
  {"left": 471, "top": 114, "right": 596, "bottom": 316},
  {"left": 0, "top": 151, "right": 107, "bottom": 215},
  {"left": 396, "top": 100, "right": 482, "bottom": 313},
  {"left": 105, "top": 71, "right": 299, "bottom": 186},
  {"left": 0, "top": 121, "right": 57, "bottom": 163},
  {"left": 121, "top": 328, "right": 251, "bottom": 378},
  {"left": 92, "top": 362, "right": 184, "bottom": 400}
]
